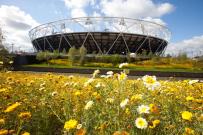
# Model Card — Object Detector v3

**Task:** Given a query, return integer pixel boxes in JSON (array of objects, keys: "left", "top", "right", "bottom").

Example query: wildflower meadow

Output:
[{"left": 0, "top": 68, "right": 202, "bottom": 135}]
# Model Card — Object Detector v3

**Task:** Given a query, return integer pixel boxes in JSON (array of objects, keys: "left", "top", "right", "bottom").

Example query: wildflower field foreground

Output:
[{"left": 0, "top": 71, "right": 202, "bottom": 135}]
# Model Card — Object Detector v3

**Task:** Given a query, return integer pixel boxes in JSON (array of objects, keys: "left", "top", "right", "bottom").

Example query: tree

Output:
[
  {"left": 68, "top": 46, "right": 78, "bottom": 66},
  {"left": 79, "top": 45, "right": 87, "bottom": 66},
  {"left": 0, "top": 28, "right": 13, "bottom": 70},
  {"left": 36, "top": 51, "right": 52, "bottom": 65}
]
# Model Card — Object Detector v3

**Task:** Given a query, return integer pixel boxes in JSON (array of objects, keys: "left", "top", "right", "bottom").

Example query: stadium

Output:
[{"left": 29, "top": 17, "right": 171, "bottom": 55}]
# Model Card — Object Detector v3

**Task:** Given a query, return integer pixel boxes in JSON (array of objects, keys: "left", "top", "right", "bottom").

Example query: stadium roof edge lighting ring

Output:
[{"left": 29, "top": 17, "right": 171, "bottom": 55}]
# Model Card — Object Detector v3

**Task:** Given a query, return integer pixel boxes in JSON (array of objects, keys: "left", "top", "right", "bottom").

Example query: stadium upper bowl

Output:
[{"left": 29, "top": 17, "right": 171, "bottom": 55}]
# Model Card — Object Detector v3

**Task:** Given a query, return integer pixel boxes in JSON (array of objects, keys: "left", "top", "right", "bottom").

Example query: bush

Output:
[
  {"left": 79, "top": 45, "right": 87, "bottom": 66},
  {"left": 68, "top": 46, "right": 78, "bottom": 66},
  {"left": 0, "top": 46, "right": 13, "bottom": 70},
  {"left": 36, "top": 51, "right": 53, "bottom": 63}
]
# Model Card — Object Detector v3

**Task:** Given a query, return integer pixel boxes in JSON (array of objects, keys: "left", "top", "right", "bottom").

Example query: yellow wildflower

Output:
[
  {"left": 92, "top": 92, "right": 101, "bottom": 100},
  {"left": 0, "top": 119, "right": 5, "bottom": 125},
  {"left": 0, "top": 129, "right": 8, "bottom": 135},
  {"left": 76, "top": 129, "right": 86, "bottom": 135},
  {"left": 130, "top": 94, "right": 143, "bottom": 102},
  {"left": 125, "top": 108, "right": 130, "bottom": 115},
  {"left": 186, "top": 96, "right": 194, "bottom": 101},
  {"left": 74, "top": 91, "right": 81, "bottom": 96},
  {"left": 197, "top": 114, "right": 203, "bottom": 121},
  {"left": 4, "top": 102, "right": 21, "bottom": 113},
  {"left": 64, "top": 119, "right": 78, "bottom": 130},
  {"left": 22, "top": 132, "right": 30, "bottom": 135},
  {"left": 106, "top": 98, "right": 114, "bottom": 104},
  {"left": 0, "top": 88, "right": 7, "bottom": 93},
  {"left": 149, "top": 104, "right": 159, "bottom": 114},
  {"left": 118, "top": 72, "right": 127, "bottom": 81},
  {"left": 113, "top": 130, "right": 129, "bottom": 135},
  {"left": 18, "top": 112, "right": 32, "bottom": 120},
  {"left": 183, "top": 127, "right": 195, "bottom": 135},
  {"left": 149, "top": 120, "right": 160, "bottom": 128},
  {"left": 182, "top": 111, "right": 192, "bottom": 121}
]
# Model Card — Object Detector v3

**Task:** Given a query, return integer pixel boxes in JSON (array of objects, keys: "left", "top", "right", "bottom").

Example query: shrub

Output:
[
  {"left": 0, "top": 46, "right": 13, "bottom": 70},
  {"left": 79, "top": 45, "right": 87, "bottom": 66},
  {"left": 68, "top": 46, "right": 78, "bottom": 66}
]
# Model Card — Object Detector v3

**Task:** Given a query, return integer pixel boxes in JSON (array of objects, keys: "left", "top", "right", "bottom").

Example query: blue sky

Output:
[{"left": 0, "top": 0, "right": 203, "bottom": 56}]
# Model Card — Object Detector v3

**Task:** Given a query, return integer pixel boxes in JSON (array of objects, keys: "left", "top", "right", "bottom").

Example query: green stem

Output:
[{"left": 16, "top": 120, "right": 23, "bottom": 135}]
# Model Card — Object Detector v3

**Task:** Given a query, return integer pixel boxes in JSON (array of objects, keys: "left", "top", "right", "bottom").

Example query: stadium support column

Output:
[
  {"left": 135, "top": 36, "right": 149, "bottom": 54},
  {"left": 121, "top": 33, "right": 130, "bottom": 53},
  {"left": 106, "top": 33, "right": 122, "bottom": 54}
]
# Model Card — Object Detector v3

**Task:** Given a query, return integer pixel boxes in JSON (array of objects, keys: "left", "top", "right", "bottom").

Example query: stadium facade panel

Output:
[{"left": 29, "top": 17, "right": 171, "bottom": 55}]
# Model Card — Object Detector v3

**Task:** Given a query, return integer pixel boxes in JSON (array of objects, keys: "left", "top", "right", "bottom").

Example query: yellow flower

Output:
[
  {"left": 74, "top": 91, "right": 81, "bottom": 96},
  {"left": 64, "top": 119, "right": 78, "bottom": 130},
  {"left": 106, "top": 98, "right": 114, "bottom": 104},
  {"left": 197, "top": 114, "right": 203, "bottom": 121},
  {"left": 113, "top": 130, "right": 129, "bottom": 135},
  {"left": 92, "top": 92, "right": 101, "bottom": 100},
  {"left": 186, "top": 96, "right": 194, "bottom": 101},
  {"left": 184, "top": 127, "right": 195, "bottom": 135},
  {"left": 182, "top": 111, "right": 192, "bottom": 121},
  {"left": 0, "top": 119, "right": 5, "bottom": 125},
  {"left": 0, "top": 88, "right": 7, "bottom": 93},
  {"left": 22, "top": 132, "right": 30, "bottom": 135},
  {"left": 4, "top": 102, "right": 21, "bottom": 113},
  {"left": 149, "top": 104, "right": 159, "bottom": 114},
  {"left": 125, "top": 108, "right": 130, "bottom": 115},
  {"left": 130, "top": 94, "right": 143, "bottom": 102},
  {"left": 18, "top": 112, "right": 32, "bottom": 120},
  {"left": 0, "top": 129, "right": 8, "bottom": 135},
  {"left": 149, "top": 120, "right": 160, "bottom": 128},
  {"left": 76, "top": 129, "right": 86, "bottom": 135},
  {"left": 135, "top": 117, "right": 148, "bottom": 129},
  {"left": 118, "top": 72, "right": 127, "bottom": 81}
]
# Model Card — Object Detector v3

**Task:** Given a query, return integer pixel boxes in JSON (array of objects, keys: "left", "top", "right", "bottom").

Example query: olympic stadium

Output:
[{"left": 29, "top": 17, "right": 171, "bottom": 55}]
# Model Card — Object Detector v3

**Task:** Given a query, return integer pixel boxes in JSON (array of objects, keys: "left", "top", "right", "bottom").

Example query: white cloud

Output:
[
  {"left": 63, "top": 0, "right": 95, "bottom": 18},
  {"left": 63, "top": 0, "right": 174, "bottom": 27},
  {"left": 143, "top": 17, "right": 166, "bottom": 26},
  {"left": 166, "top": 35, "right": 203, "bottom": 57},
  {"left": 63, "top": 0, "right": 94, "bottom": 8},
  {"left": 71, "top": 8, "right": 87, "bottom": 18},
  {"left": 100, "top": 0, "right": 174, "bottom": 18},
  {"left": 0, "top": 5, "right": 39, "bottom": 52}
]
